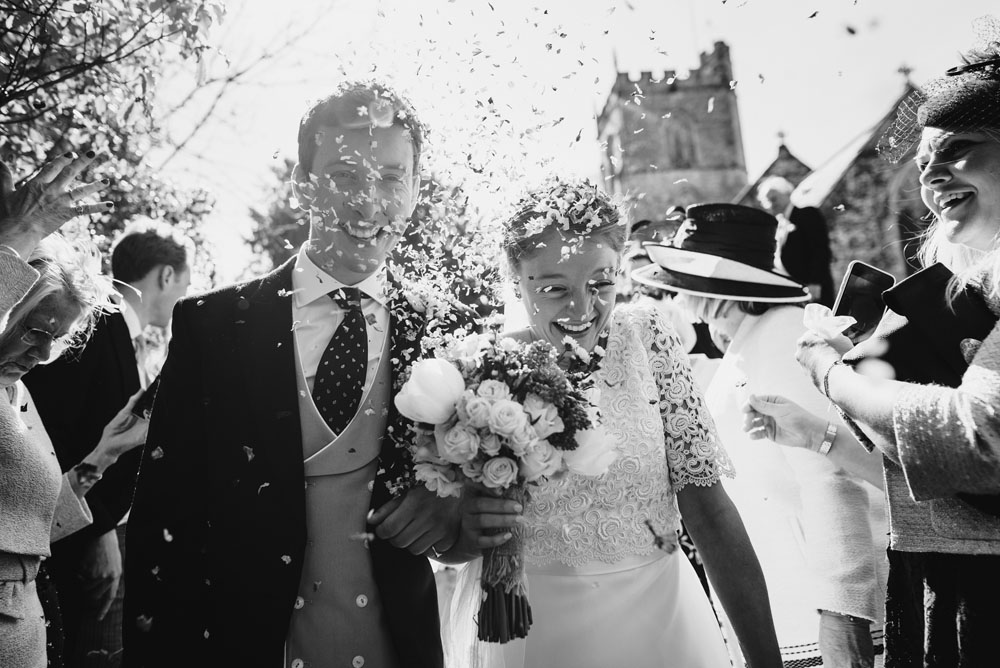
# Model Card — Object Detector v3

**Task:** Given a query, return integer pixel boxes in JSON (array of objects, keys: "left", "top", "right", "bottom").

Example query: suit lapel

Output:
[{"left": 370, "top": 275, "right": 428, "bottom": 509}]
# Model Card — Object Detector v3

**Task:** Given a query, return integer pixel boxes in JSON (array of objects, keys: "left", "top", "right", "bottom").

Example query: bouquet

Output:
[{"left": 394, "top": 332, "right": 617, "bottom": 643}]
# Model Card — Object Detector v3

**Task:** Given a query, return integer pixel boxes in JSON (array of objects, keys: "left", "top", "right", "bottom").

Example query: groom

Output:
[{"left": 124, "top": 82, "right": 467, "bottom": 668}]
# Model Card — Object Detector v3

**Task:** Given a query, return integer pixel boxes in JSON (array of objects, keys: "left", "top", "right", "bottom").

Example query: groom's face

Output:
[{"left": 305, "top": 124, "right": 419, "bottom": 283}]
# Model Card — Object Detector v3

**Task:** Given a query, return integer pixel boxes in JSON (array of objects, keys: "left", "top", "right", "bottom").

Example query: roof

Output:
[
  {"left": 793, "top": 82, "right": 919, "bottom": 208},
  {"left": 734, "top": 142, "right": 812, "bottom": 205}
]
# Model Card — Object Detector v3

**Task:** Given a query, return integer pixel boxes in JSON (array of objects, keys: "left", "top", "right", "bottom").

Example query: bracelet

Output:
[
  {"left": 821, "top": 360, "right": 846, "bottom": 399},
  {"left": 73, "top": 462, "right": 103, "bottom": 487},
  {"left": 817, "top": 422, "right": 837, "bottom": 456}
]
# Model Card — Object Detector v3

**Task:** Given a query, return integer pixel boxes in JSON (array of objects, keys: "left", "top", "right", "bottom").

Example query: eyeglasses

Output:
[{"left": 20, "top": 325, "right": 72, "bottom": 353}]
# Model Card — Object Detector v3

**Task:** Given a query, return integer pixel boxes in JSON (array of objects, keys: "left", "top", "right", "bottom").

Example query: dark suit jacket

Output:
[
  {"left": 781, "top": 206, "right": 835, "bottom": 307},
  {"left": 123, "top": 260, "right": 447, "bottom": 668},
  {"left": 23, "top": 312, "right": 142, "bottom": 549}
]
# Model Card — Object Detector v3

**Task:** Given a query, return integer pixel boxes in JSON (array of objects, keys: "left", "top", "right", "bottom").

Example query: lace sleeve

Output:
[{"left": 642, "top": 308, "right": 734, "bottom": 490}]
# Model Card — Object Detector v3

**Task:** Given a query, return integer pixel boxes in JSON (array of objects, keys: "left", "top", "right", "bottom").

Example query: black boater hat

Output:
[{"left": 631, "top": 203, "right": 810, "bottom": 303}]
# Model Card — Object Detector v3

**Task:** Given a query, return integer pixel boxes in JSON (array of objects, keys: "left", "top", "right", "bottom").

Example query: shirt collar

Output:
[
  {"left": 119, "top": 300, "right": 144, "bottom": 341},
  {"left": 291, "top": 245, "right": 389, "bottom": 308}
]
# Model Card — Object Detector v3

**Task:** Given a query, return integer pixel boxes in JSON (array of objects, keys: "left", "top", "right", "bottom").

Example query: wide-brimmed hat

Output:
[{"left": 631, "top": 203, "right": 810, "bottom": 303}]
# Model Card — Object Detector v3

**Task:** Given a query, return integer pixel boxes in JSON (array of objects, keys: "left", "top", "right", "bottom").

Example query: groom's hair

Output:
[{"left": 296, "top": 80, "right": 426, "bottom": 176}]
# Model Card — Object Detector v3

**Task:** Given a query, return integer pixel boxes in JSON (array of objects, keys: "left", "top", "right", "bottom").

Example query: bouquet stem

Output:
[{"left": 478, "top": 484, "right": 533, "bottom": 643}]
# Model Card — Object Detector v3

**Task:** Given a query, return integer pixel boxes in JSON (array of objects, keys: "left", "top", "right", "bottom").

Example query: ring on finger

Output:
[{"left": 74, "top": 203, "right": 86, "bottom": 217}]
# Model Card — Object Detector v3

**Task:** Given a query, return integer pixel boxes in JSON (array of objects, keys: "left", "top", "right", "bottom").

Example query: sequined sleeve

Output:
[{"left": 894, "top": 319, "right": 1000, "bottom": 500}]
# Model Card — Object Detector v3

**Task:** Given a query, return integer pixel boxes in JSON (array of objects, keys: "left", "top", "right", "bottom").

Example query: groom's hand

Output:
[{"left": 368, "top": 486, "right": 462, "bottom": 557}]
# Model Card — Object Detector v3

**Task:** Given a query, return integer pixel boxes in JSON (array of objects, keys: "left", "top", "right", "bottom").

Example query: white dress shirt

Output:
[
  {"left": 120, "top": 301, "right": 150, "bottom": 390},
  {"left": 290, "top": 247, "right": 390, "bottom": 395}
]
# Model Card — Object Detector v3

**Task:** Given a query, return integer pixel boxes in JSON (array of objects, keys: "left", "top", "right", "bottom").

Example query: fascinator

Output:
[{"left": 879, "top": 15, "right": 1000, "bottom": 162}]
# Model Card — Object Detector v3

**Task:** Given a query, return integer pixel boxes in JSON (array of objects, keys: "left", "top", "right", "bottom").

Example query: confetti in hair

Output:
[{"left": 502, "top": 177, "right": 627, "bottom": 270}]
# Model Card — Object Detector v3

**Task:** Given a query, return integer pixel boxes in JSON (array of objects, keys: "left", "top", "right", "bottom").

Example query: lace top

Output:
[{"left": 523, "top": 305, "right": 734, "bottom": 566}]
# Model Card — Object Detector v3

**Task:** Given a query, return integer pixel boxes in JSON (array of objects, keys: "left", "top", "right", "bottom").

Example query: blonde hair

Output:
[{"left": 0, "top": 235, "right": 117, "bottom": 359}]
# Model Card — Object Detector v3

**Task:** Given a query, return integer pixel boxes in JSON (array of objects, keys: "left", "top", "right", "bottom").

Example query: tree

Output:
[{"left": 1, "top": 0, "right": 224, "bottom": 276}]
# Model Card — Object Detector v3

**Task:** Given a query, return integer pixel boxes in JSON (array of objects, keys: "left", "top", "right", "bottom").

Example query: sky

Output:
[{"left": 152, "top": 0, "right": 999, "bottom": 281}]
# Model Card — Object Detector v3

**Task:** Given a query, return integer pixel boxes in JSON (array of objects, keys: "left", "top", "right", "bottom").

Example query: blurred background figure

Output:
[
  {"left": 757, "top": 176, "right": 836, "bottom": 307},
  {"left": 635, "top": 203, "right": 888, "bottom": 668},
  {"left": 24, "top": 219, "right": 193, "bottom": 668}
]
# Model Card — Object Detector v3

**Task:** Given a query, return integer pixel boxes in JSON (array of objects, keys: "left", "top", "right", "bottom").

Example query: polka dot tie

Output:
[{"left": 313, "top": 287, "right": 367, "bottom": 436}]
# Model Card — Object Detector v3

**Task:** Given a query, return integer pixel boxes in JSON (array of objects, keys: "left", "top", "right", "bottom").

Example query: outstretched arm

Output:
[
  {"left": 742, "top": 394, "right": 884, "bottom": 490},
  {"left": 678, "top": 482, "right": 782, "bottom": 668}
]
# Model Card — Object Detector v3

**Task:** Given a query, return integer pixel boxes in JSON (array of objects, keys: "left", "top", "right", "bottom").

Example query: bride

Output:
[{"left": 446, "top": 179, "right": 781, "bottom": 668}]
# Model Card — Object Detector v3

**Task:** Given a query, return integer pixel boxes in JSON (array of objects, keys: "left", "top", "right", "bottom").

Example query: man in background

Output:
[
  {"left": 756, "top": 176, "right": 835, "bottom": 307},
  {"left": 24, "top": 220, "right": 193, "bottom": 668}
]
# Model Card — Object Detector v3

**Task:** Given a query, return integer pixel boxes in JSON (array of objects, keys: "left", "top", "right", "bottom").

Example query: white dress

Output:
[{"left": 446, "top": 305, "right": 735, "bottom": 668}]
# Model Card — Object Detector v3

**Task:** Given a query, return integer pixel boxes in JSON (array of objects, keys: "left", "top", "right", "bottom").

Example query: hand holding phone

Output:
[{"left": 833, "top": 261, "right": 896, "bottom": 344}]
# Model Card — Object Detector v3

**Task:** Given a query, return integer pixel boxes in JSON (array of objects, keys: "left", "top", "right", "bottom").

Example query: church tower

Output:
[{"left": 597, "top": 41, "right": 748, "bottom": 223}]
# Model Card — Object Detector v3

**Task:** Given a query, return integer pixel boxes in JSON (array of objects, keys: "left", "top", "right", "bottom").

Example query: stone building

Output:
[
  {"left": 794, "top": 81, "right": 928, "bottom": 281},
  {"left": 597, "top": 41, "right": 748, "bottom": 226},
  {"left": 734, "top": 137, "right": 813, "bottom": 206}
]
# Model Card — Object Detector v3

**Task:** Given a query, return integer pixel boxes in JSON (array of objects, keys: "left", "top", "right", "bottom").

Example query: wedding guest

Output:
[
  {"left": 124, "top": 81, "right": 471, "bottom": 668},
  {"left": 0, "top": 153, "right": 146, "bottom": 668},
  {"left": 635, "top": 203, "right": 888, "bottom": 668},
  {"left": 453, "top": 180, "right": 781, "bottom": 668},
  {"left": 767, "top": 30, "right": 1000, "bottom": 667},
  {"left": 24, "top": 219, "right": 193, "bottom": 668},
  {"left": 757, "top": 176, "right": 835, "bottom": 306}
]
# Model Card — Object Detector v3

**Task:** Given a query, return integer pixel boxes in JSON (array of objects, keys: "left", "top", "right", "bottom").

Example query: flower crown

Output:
[{"left": 504, "top": 178, "right": 626, "bottom": 251}]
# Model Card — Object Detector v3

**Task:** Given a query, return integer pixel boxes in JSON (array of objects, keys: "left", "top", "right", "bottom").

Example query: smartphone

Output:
[
  {"left": 833, "top": 261, "right": 896, "bottom": 344},
  {"left": 131, "top": 376, "right": 160, "bottom": 420}
]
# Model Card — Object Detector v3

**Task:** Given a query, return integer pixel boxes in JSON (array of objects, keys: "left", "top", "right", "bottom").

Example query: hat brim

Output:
[
  {"left": 631, "top": 263, "right": 811, "bottom": 303},
  {"left": 645, "top": 244, "right": 801, "bottom": 286}
]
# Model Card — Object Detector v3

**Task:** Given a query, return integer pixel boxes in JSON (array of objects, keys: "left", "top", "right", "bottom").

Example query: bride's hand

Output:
[{"left": 449, "top": 486, "right": 522, "bottom": 560}]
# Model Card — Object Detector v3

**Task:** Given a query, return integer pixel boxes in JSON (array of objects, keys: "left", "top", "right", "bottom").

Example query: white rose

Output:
[
  {"left": 394, "top": 358, "right": 465, "bottom": 424},
  {"left": 563, "top": 426, "right": 618, "bottom": 476},
  {"left": 460, "top": 457, "right": 485, "bottom": 482},
  {"left": 522, "top": 393, "right": 565, "bottom": 440},
  {"left": 480, "top": 432, "right": 502, "bottom": 456},
  {"left": 414, "top": 462, "right": 463, "bottom": 498},
  {"left": 434, "top": 422, "right": 481, "bottom": 465},
  {"left": 481, "top": 457, "right": 519, "bottom": 489},
  {"left": 476, "top": 380, "right": 512, "bottom": 403},
  {"left": 519, "top": 440, "right": 563, "bottom": 483},
  {"left": 488, "top": 399, "right": 528, "bottom": 438},
  {"left": 450, "top": 332, "right": 491, "bottom": 359},
  {"left": 506, "top": 422, "right": 538, "bottom": 457},
  {"left": 457, "top": 392, "right": 492, "bottom": 429},
  {"left": 497, "top": 337, "right": 521, "bottom": 352}
]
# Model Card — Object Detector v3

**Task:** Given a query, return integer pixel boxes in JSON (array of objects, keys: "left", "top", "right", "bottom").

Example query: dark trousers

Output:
[
  {"left": 49, "top": 525, "right": 127, "bottom": 668},
  {"left": 885, "top": 549, "right": 1000, "bottom": 668}
]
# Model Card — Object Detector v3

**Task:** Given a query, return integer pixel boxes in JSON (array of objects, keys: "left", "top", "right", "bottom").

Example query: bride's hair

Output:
[{"left": 502, "top": 177, "right": 626, "bottom": 274}]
